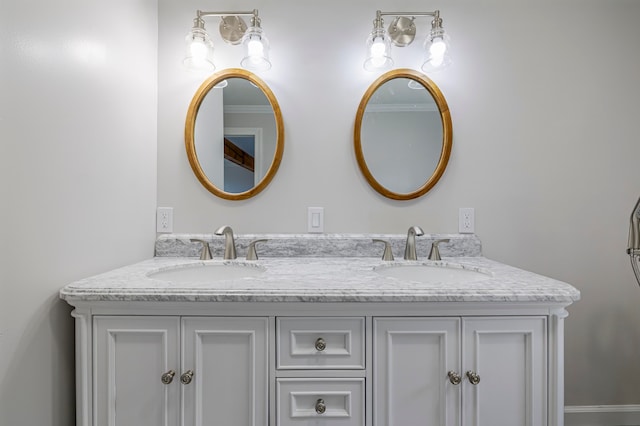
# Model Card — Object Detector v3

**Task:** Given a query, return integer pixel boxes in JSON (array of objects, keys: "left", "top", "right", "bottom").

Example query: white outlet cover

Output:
[
  {"left": 156, "top": 207, "right": 173, "bottom": 233},
  {"left": 458, "top": 207, "right": 475, "bottom": 234}
]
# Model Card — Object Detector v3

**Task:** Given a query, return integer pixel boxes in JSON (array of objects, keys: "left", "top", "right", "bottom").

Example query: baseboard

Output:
[{"left": 565, "top": 405, "right": 640, "bottom": 425}]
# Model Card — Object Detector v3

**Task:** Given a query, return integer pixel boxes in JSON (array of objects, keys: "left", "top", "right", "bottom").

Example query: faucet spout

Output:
[
  {"left": 404, "top": 226, "right": 425, "bottom": 260},
  {"left": 215, "top": 225, "right": 237, "bottom": 260}
]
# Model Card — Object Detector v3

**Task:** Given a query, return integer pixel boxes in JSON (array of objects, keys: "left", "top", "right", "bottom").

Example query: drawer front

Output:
[
  {"left": 276, "top": 378, "right": 365, "bottom": 426},
  {"left": 277, "top": 317, "right": 365, "bottom": 369}
]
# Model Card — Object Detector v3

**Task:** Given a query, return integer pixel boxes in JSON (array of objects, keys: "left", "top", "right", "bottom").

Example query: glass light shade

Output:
[
  {"left": 183, "top": 27, "right": 215, "bottom": 73},
  {"left": 240, "top": 27, "right": 271, "bottom": 71},
  {"left": 363, "top": 27, "right": 393, "bottom": 71},
  {"left": 421, "top": 32, "right": 452, "bottom": 73}
]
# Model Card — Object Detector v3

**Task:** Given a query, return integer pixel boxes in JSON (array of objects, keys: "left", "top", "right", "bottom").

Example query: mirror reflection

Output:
[
  {"left": 354, "top": 69, "right": 452, "bottom": 200},
  {"left": 185, "top": 69, "right": 284, "bottom": 200},
  {"left": 361, "top": 77, "right": 442, "bottom": 193}
]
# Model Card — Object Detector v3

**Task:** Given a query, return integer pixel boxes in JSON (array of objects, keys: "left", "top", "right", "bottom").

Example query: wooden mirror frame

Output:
[
  {"left": 185, "top": 68, "right": 285, "bottom": 200},
  {"left": 354, "top": 69, "right": 452, "bottom": 200}
]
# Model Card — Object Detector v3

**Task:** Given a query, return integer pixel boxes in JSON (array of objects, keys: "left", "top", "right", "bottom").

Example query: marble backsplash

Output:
[{"left": 155, "top": 233, "right": 482, "bottom": 259}]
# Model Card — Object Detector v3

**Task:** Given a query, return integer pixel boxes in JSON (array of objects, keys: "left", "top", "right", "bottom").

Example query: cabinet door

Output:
[
  {"left": 181, "top": 317, "right": 268, "bottom": 426},
  {"left": 462, "top": 317, "right": 547, "bottom": 426},
  {"left": 94, "top": 316, "right": 180, "bottom": 426},
  {"left": 374, "top": 318, "right": 461, "bottom": 426}
]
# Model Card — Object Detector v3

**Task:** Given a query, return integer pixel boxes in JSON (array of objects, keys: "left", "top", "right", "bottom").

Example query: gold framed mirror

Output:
[
  {"left": 354, "top": 69, "right": 452, "bottom": 200},
  {"left": 185, "top": 68, "right": 284, "bottom": 200}
]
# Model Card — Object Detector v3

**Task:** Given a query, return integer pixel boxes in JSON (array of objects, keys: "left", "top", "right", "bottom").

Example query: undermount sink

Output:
[
  {"left": 148, "top": 262, "right": 265, "bottom": 282},
  {"left": 375, "top": 263, "right": 491, "bottom": 284}
]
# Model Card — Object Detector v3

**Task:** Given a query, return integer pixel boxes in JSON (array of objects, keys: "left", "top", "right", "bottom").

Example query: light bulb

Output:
[
  {"left": 189, "top": 37, "right": 208, "bottom": 61},
  {"left": 247, "top": 38, "right": 264, "bottom": 63},
  {"left": 429, "top": 54, "right": 444, "bottom": 68},
  {"left": 429, "top": 37, "right": 447, "bottom": 62},
  {"left": 430, "top": 37, "right": 446, "bottom": 55},
  {"left": 370, "top": 38, "right": 386, "bottom": 57},
  {"left": 369, "top": 38, "right": 387, "bottom": 67}
]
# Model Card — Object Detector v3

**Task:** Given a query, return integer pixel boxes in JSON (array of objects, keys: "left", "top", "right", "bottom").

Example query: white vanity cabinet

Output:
[
  {"left": 92, "top": 315, "right": 268, "bottom": 426},
  {"left": 374, "top": 316, "right": 547, "bottom": 426},
  {"left": 63, "top": 249, "right": 578, "bottom": 426}
]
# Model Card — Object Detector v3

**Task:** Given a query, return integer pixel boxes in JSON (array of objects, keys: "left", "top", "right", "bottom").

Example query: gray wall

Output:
[
  {"left": 0, "top": 0, "right": 158, "bottom": 424},
  {"left": 158, "top": 0, "right": 640, "bottom": 406}
]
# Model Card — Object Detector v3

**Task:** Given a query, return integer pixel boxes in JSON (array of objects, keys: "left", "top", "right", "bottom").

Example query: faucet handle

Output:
[
  {"left": 428, "top": 239, "right": 450, "bottom": 261},
  {"left": 372, "top": 239, "right": 394, "bottom": 261},
  {"left": 246, "top": 239, "right": 268, "bottom": 260},
  {"left": 190, "top": 239, "right": 212, "bottom": 260}
]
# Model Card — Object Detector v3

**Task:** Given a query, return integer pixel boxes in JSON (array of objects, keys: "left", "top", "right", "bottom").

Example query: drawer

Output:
[
  {"left": 276, "top": 317, "right": 365, "bottom": 369},
  {"left": 276, "top": 378, "right": 365, "bottom": 426}
]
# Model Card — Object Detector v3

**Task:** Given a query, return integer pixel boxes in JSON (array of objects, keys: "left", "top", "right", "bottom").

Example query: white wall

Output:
[
  {"left": 159, "top": 0, "right": 640, "bottom": 406},
  {"left": 0, "top": 1, "right": 158, "bottom": 424}
]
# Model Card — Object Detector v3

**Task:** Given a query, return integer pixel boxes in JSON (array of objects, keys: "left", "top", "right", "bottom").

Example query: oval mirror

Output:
[
  {"left": 185, "top": 68, "right": 284, "bottom": 200},
  {"left": 354, "top": 69, "right": 452, "bottom": 200}
]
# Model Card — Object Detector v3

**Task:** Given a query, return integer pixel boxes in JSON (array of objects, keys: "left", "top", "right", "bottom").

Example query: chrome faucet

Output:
[
  {"left": 404, "top": 226, "right": 425, "bottom": 260},
  {"left": 215, "top": 225, "right": 237, "bottom": 259}
]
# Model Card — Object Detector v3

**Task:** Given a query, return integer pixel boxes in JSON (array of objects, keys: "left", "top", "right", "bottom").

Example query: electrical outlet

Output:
[
  {"left": 156, "top": 207, "right": 173, "bottom": 233},
  {"left": 307, "top": 207, "right": 324, "bottom": 233},
  {"left": 459, "top": 208, "right": 475, "bottom": 234}
]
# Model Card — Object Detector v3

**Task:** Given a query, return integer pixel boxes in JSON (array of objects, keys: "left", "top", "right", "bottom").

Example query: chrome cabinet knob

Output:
[
  {"left": 314, "top": 337, "right": 326, "bottom": 352},
  {"left": 180, "top": 370, "right": 194, "bottom": 385},
  {"left": 315, "top": 398, "right": 326, "bottom": 414},
  {"left": 447, "top": 370, "right": 462, "bottom": 385},
  {"left": 466, "top": 370, "right": 481, "bottom": 385},
  {"left": 161, "top": 370, "right": 175, "bottom": 385}
]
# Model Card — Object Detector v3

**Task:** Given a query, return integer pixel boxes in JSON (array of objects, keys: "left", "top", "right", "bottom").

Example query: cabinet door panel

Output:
[
  {"left": 182, "top": 317, "right": 268, "bottom": 426},
  {"left": 94, "top": 316, "right": 180, "bottom": 426},
  {"left": 462, "top": 317, "right": 547, "bottom": 426},
  {"left": 374, "top": 318, "right": 461, "bottom": 426}
]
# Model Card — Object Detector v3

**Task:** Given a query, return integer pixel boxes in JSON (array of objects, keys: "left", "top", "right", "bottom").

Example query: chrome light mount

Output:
[
  {"left": 219, "top": 16, "right": 248, "bottom": 45},
  {"left": 388, "top": 16, "right": 416, "bottom": 47}
]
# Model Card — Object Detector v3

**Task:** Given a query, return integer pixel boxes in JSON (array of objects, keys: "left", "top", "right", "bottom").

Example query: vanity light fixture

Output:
[
  {"left": 184, "top": 9, "right": 271, "bottom": 73},
  {"left": 363, "top": 10, "right": 451, "bottom": 73}
]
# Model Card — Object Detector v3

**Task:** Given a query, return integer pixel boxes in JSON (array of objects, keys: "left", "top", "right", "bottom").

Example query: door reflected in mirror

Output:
[
  {"left": 186, "top": 69, "right": 284, "bottom": 200},
  {"left": 354, "top": 69, "right": 452, "bottom": 200}
]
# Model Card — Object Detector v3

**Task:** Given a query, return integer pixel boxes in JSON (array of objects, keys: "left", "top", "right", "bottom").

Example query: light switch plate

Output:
[{"left": 307, "top": 207, "right": 324, "bottom": 233}]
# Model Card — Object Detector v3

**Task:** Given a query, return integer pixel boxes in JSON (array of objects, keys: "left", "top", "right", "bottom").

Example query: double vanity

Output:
[{"left": 60, "top": 232, "right": 579, "bottom": 426}]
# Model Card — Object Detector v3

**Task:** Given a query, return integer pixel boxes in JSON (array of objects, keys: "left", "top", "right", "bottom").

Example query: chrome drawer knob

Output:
[
  {"left": 447, "top": 370, "right": 462, "bottom": 385},
  {"left": 315, "top": 398, "right": 326, "bottom": 414},
  {"left": 314, "top": 337, "right": 326, "bottom": 352},
  {"left": 180, "top": 370, "right": 194, "bottom": 385},
  {"left": 466, "top": 370, "right": 481, "bottom": 385},
  {"left": 161, "top": 370, "right": 175, "bottom": 385}
]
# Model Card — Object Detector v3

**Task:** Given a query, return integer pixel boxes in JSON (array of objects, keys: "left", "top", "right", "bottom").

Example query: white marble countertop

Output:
[{"left": 59, "top": 256, "right": 580, "bottom": 304}]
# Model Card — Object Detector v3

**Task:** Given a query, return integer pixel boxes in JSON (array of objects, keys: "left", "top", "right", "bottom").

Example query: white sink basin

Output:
[
  {"left": 148, "top": 263, "right": 265, "bottom": 282},
  {"left": 375, "top": 263, "right": 491, "bottom": 284}
]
